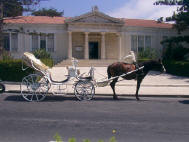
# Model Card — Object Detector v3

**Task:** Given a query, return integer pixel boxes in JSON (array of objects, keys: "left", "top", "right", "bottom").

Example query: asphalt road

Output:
[{"left": 0, "top": 93, "right": 189, "bottom": 142}]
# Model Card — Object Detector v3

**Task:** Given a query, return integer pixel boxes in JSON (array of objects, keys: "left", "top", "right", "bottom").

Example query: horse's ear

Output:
[{"left": 158, "top": 59, "right": 162, "bottom": 63}]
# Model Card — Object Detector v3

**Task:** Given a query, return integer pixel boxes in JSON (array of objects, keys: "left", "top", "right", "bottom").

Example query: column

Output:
[
  {"left": 117, "top": 33, "right": 122, "bottom": 60},
  {"left": 84, "top": 32, "right": 89, "bottom": 59},
  {"left": 9, "top": 33, "right": 12, "bottom": 52},
  {"left": 101, "top": 32, "right": 106, "bottom": 59},
  {"left": 68, "top": 31, "right": 72, "bottom": 59}
]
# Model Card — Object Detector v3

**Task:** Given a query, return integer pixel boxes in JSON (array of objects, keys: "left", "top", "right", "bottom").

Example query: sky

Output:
[{"left": 38, "top": 0, "right": 178, "bottom": 20}]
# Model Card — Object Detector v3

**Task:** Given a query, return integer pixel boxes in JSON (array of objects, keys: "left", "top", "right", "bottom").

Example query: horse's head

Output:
[
  {"left": 142, "top": 59, "right": 166, "bottom": 74},
  {"left": 152, "top": 59, "right": 166, "bottom": 73}
]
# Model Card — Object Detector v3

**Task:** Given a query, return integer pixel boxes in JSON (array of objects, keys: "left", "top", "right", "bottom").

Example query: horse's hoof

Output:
[
  {"left": 136, "top": 98, "right": 140, "bottom": 101},
  {"left": 113, "top": 97, "right": 118, "bottom": 100}
]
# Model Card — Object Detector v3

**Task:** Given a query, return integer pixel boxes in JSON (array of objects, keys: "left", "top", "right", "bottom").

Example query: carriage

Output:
[
  {"left": 21, "top": 52, "right": 95, "bottom": 102},
  {"left": 21, "top": 52, "right": 165, "bottom": 102}
]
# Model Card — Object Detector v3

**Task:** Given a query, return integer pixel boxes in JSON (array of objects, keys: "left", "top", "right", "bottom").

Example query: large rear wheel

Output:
[{"left": 21, "top": 74, "right": 50, "bottom": 102}]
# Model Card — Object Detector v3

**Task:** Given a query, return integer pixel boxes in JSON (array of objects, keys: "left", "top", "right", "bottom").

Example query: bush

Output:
[
  {"left": 0, "top": 50, "right": 13, "bottom": 60},
  {"left": 163, "top": 60, "right": 189, "bottom": 77},
  {"left": 33, "top": 49, "right": 54, "bottom": 67},
  {"left": 162, "top": 44, "right": 189, "bottom": 61},
  {"left": 41, "top": 58, "right": 54, "bottom": 67},
  {"left": 0, "top": 59, "right": 34, "bottom": 82},
  {"left": 0, "top": 58, "right": 53, "bottom": 82},
  {"left": 137, "top": 48, "right": 160, "bottom": 60},
  {"left": 33, "top": 49, "right": 51, "bottom": 59}
]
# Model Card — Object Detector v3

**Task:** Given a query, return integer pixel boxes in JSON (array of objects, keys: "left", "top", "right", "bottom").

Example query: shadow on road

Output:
[
  {"left": 179, "top": 100, "right": 189, "bottom": 105},
  {"left": 4, "top": 95, "right": 77, "bottom": 102},
  {"left": 3, "top": 94, "right": 149, "bottom": 102}
]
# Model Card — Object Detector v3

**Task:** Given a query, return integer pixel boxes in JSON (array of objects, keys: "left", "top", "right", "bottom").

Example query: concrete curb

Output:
[
  {"left": 3, "top": 81, "right": 189, "bottom": 87},
  {"left": 4, "top": 90, "right": 189, "bottom": 98}
]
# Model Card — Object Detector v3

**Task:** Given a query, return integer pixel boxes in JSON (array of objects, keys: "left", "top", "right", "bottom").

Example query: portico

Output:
[{"left": 66, "top": 7, "right": 124, "bottom": 60}]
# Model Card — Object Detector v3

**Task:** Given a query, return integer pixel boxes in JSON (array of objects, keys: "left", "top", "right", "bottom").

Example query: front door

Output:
[{"left": 89, "top": 42, "right": 99, "bottom": 59}]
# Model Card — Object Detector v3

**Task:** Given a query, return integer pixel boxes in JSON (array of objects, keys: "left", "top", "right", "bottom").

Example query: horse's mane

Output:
[{"left": 139, "top": 60, "right": 159, "bottom": 67}]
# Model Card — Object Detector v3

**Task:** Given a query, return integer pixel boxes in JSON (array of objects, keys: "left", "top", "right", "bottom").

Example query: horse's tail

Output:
[{"left": 107, "top": 66, "right": 112, "bottom": 79}]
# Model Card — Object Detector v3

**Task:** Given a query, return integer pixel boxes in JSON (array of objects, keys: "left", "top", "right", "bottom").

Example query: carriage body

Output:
[{"left": 21, "top": 52, "right": 95, "bottom": 102}]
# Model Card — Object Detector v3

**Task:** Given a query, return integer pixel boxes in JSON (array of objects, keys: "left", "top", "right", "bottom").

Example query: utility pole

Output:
[{"left": 0, "top": 1, "right": 3, "bottom": 59}]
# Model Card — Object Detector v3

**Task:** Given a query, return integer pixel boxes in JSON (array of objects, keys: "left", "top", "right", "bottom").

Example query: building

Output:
[{"left": 3, "top": 7, "right": 176, "bottom": 64}]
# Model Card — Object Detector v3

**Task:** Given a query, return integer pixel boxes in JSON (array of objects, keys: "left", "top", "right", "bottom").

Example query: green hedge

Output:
[
  {"left": 138, "top": 59, "right": 189, "bottom": 77},
  {"left": 0, "top": 58, "right": 53, "bottom": 82},
  {"left": 0, "top": 59, "right": 34, "bottom": 82},
  {"left": 41, "top": 58, "right": 54, "bottom": 67},
  {"left": 163, "top": 60, "right": 189, "bottom": 77}
]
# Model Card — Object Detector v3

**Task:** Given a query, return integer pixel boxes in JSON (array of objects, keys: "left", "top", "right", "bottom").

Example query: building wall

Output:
[
  {"left": 4, "top": 22, "right": 180, "bottom": 62},
  {"left": 105, "top": 33, "right": 118, "bottom": 59},
  {"left": 4, "top": 24, "right": 69, "bottom": 63},
  {"left": 72, "top": 32, "right": 85, "bottom": 59},
  {"left": 53, "top": 32, "right": 68, "bottom": 62}
]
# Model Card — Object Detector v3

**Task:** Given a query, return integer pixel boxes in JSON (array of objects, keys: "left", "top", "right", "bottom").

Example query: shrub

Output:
[
  {"left": 0, "top": 59, "right": 34, "bottom": 82},
  {"left": 137, "top": 48, "right": 160, "bottom": 60},
  {"left": 163, "top": 60, "right": 189, "bottom": 77},
  {"left": 162, "top": 44, "right": 189, "bottom": 61},
  {"left": 33, "top": 49, "right": 51, "bottom": 59},
  {"left": 0, "top": 58, "right": 53, "bottom": 82},
  {"left": 41, "top": 58, "right": 54, "bottom": 67},
  {"left": 1, "top": 50, "right": 13, "bottom": 60},
  {"left": 33, "top": 49, "right": 54, "bottom": 67}
]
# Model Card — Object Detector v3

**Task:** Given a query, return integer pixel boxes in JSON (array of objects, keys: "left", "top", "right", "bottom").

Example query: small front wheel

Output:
[
  {"left": 74, "top": 81, "right": 95, "bottom": 101},
  {"left": 0, "top": 83, "right": 5, "bottom": 93}
]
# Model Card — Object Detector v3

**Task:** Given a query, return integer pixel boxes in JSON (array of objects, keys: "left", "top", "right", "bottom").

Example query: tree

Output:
[
  {"left": 155, "top": 0, "right": 189, "bottom": 43},
  {"left": 32, "top": 8, "right": 64, "bottom": 17},
  {"left": 0, "top": 0, "right": 48, "bottom": 58},
  {"left": 2, "top": 0, "right": 23, "bottom": 17}
]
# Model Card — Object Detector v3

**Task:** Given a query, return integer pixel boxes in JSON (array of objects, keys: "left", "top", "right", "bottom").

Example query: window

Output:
[
  {"left": 3, "top": 33, "right": 10, "bottom": 51},
  {"left": 11, "top": 33, "right": 18, "bottom": 52},
  {"left": 32, "top": 34, "right": 38, "bottom": 51},
  {"left": 138, "top": 36, "right": 144, "bottom": 52},
  {"left": 162, "top": 36, "right": 168, "bottom": 40},
  {"left": 145, "top": 36, "right": 151, "bottom": 49},
  {"left": 131, "top": 35, "right": 137, "bottom": 52},
  {"left": 32, "top": 33, "right": 55, "bottom": 52},
  {"left": 47, "top": 34, "right": 54, "bottom": 52},
  {"left": 40, "top": 34, "right": 46, "bottom": 50},
  {"left": 131, "top": 35, "right": 152, "bottom": 53},
  {"left": 3, "top": 33, "right": 18, "bottom": 52},
  {"left": 162, "top": 36, "right": 168, "bottom": 49}
]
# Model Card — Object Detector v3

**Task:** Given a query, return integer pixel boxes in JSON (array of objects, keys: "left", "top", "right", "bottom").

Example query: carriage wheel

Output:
[
  {"left": 0, "top": 83, "right": 5, "bottom": 94},
  {"left": 74, "top": 81, "right": 95, "bottom": 101},
  {"left": 21, "top": 74, "right": 50, "bottom": 102}
]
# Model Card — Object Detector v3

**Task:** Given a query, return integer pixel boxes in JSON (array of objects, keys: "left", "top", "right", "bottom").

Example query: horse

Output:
[{"left": 107, "top": 59, "right": 166, "bottom": 100}]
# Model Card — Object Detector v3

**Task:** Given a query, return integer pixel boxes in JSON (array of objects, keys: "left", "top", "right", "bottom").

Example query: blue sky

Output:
[{"left": 38, "top": 0, "right": 178, "bottom": 20}]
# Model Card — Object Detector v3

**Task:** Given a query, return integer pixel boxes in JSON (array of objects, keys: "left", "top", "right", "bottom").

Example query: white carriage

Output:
[{"left": 21, "top": 52, "right": 95, "bottom": 102}]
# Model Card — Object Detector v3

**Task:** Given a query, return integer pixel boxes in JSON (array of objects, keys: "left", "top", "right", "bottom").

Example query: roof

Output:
[
  {"left": 4, "top": 16, "right": 66, "bottom": 24},
  {"left": 123, "top": 18, "right": 172, "bottom": 29},
  {"left": 4, "top": 16, "right": 173, "bottom": 29}
]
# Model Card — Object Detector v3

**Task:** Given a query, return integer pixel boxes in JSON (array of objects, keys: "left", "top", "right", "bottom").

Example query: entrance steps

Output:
[{"left": 55, "top": 59, "right": 118, "bottom": 67}]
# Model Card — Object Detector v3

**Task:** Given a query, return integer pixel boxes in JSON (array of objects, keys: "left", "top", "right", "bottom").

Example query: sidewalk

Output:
[{"left": 4, "top": 67, "right": 189, "bottom": 96}]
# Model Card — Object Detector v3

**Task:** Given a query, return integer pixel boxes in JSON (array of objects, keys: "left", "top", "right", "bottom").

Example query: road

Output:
[{"left": 0, "top": 93, "right": 189, "bottom": 142}]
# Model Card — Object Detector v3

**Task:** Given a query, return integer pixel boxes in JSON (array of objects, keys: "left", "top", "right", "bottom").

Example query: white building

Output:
[{"left": 3, "top": 8, "right": 177, "bottom": 63}]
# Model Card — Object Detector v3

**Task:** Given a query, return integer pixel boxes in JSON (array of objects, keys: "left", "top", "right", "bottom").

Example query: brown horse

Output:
[{"left": 107, "top": 60, "right": 166, "bottom": 100}]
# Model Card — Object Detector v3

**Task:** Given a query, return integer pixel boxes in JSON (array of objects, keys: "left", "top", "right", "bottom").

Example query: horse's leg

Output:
[
  {"left": 135, "top": 76, "right": 144, "bottom": 101},
  {"left": 110, "top": 78, "right": 119, "bottom": 100}
]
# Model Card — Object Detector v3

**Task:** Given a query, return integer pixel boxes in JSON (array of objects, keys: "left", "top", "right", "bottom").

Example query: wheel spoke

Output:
[
  {"left": 21, "top": 74, "right": 49, "bottom": 102},
  {"left": 74, "top": 81, "right": 94, "bottom": 101}
]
